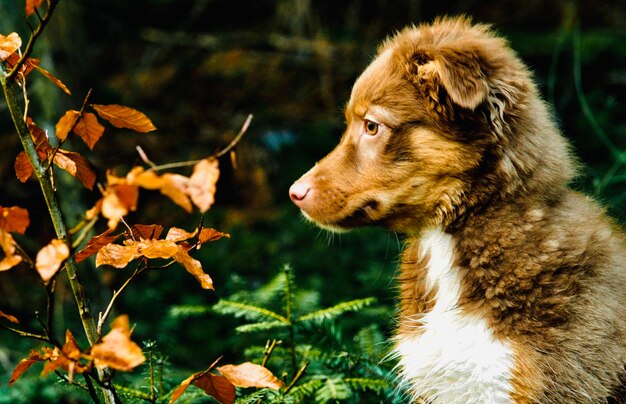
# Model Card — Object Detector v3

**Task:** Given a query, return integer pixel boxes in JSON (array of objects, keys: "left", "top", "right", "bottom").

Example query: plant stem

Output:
[{"left": 1, "top": 64, "right": 117, "bottom": 404}]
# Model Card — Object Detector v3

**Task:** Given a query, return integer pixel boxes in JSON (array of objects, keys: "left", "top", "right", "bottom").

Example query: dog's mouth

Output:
[{"left": 332, "top": 199, "right": 381, "bottom": 229}]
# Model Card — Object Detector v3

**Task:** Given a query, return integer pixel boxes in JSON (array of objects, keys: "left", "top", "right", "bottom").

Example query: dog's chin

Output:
[{"left": 300, "top": 200, "right": 382, "bottom": 233}]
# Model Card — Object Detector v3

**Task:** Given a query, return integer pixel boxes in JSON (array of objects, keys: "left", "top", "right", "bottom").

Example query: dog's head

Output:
[{"left": 290, "top": 17, "right": 574, "bottom": 234}]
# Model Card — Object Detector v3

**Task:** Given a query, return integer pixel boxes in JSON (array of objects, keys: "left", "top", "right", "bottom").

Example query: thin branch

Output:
[
  {"left": 284, "top": 362, "right": 308, "bottom": 394},
  {"left": 0, "top": 321, "right": 49, "bottom": 343},
  {"left": 83, "top": 373, "right": 102, "bottom": 404},
  {"left": 149, "top": 113, "right": 252, "bottom": 172},
  {"left": 261, "top": 339, "right": 279, "bottom": 367},
  {"left": 97, "top": 263, "right": 144, "bottom": 335},
  {"left": 6, "top": 0, "right": 61, "bottom": 81}
]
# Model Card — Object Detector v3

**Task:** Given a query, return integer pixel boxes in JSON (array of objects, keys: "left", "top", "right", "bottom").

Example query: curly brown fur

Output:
[{"left": 289, "top": 16, "right": 626, "bottom": 402}]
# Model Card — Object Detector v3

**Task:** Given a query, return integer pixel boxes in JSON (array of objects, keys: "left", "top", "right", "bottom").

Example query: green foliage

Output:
[{"left": 174, "top": 264, "right": 401, "bottom": 403}]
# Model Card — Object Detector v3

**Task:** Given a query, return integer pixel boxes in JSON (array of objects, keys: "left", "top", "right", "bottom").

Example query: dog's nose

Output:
[{"left": 289, "top": 182, "right": 310, "bottom": 204}]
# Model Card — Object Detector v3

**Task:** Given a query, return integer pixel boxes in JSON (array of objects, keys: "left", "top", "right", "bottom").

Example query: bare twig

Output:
[
  {"left": 0, "top": 321, "right": 49, "bottom": 343},
  {"left": 149, "top": 113, "right": 252, "bottom": 172},
  {"left": 261, "top": 339, "right": 280, "bottom": 367},
  {"left": 6, "top": 0, "right": 61, "bottom": 81},
  {"left": 284, "top": 362, "right": 308, "bottom": 394},
  {"left": 97, "top": 262, "right": 145, "bottom": 335}
]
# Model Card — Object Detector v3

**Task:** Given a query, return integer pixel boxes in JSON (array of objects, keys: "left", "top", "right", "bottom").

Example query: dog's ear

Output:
[{"left": 407, "top": 47, "right": 489, "bottom": 110}]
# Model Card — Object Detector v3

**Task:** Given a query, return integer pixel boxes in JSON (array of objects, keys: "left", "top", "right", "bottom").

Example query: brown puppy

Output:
[{"left": 289, "top": 16, "right": 626, "bottom": 403}]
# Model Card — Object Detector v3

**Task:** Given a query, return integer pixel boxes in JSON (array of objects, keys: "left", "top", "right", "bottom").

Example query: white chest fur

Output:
[{"left": 393, "top": 228, "right": 515, "bottom": 403}]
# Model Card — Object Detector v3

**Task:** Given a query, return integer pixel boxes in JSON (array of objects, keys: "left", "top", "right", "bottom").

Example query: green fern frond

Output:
[
  {"left": 281, "top": 264, "right": 296, "bottom": 321},
  {"left": 213, "top": 300, "right": 289, "bottom": 323},
  {"left": 286, "top": 378, "right": 324, "bottom": 401},
  {"left": 168, "top": 305, "right": 211, "bottom": 318},
  {"left": 297, "top": 297, "right": 376, "bottom": 323},
  {"left": 235, "top": 321, "right": 289, "bottom": 333},
  {"left": 315, "top": 376, "right": 352, "bottom": 403},
  {"left": 343, "top": 377, "right": 389, "bottom": 394},
  {"left": 354, "top": 324, "right": 386, "bottom": 359},
  {"left": 234, "top": 388, "right": 270, "bottom": 403}
]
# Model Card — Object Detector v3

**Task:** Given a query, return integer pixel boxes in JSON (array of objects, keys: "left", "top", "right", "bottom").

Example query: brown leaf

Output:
[
  {"left": 27, "top": 118, "right": 51, "bottom": 150},
  {"left": 33, "top": 64, "right": 71, "bottom": 95},
  {"left": 131, "top": 224, "right": 164, "bottom": 240},
  {"left": 0, "top": 32, "right": 21, "bottom": 61},
  {"left": 54, "top": 150, "right": 96, "bottom": 190},
  {"left": 55, "top": 110, "right": 80, "bottom": 141},
  {"left": 0, "top": 206, "right": 30, "bottom": 234},
  {"left": 91, "top": 315, "right": 145, "bottom": 371},
  {"left": 131, "top": 168, "right": 192, "bottom": 212},
  {"left": 9, "top": 348, "right": 52, "bottom": 385},
  {"left": 5, "top": 53, "right": 39, "bottom": 77},
  {"left": 91, "top": 104, "right": 156, "bottom": 133},
  {"left": 169, "top": 372, "right": 201, "bottom": 403},
  {"left": 101, "top": 184, "right": 139, "bottom": 229},
  {"left": 165, "top": 227, "right": 197, "bottom": 243},
  {"left": 25, "top": 0, "right": 44, "bottom": 17},
  {"left": 14, "top": 152, "right": 34, "bottom": 183},
  {"left": 0, "top": 309, "right": 19, "bottom": 324},
  {"left": 188, "top": 159, "right": 220, "bottom": 212},
  {"left": 193, "top": 374, "right": 236, "bottom": 404},
  {"left": 173, "top": 248, "right": 213, "bottom": 290},
  {"left": 73, "top": 112, "right": 105, "bottom": 150},
  {"left": 36, "top": 239, "right": 70, "bottom": 283},
  {"left": 217, "top": 362, "right": 283, "bottom": 389},
  {"left": 42, "top": 330, "right": 89, "bottom": 381},
  {"left": 95, "top": 243, "right": 139, "bottom": 268},
  {"left": 198, "top": 228, "right": 230, "bottom": 245},
  {"left": 74, "top": 228, "right": 121, "bottom": 263},
  {"left": 0, "top": 229, "right": 22, "bottom": 271},
  {"left": 136, "top": 239, "right": 179, "bottom": 259}
]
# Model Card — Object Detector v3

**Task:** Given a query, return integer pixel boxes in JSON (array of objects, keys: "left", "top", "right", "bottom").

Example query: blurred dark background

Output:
[{"left": 1, "top": 0, "right": 625, "bottom": 401}]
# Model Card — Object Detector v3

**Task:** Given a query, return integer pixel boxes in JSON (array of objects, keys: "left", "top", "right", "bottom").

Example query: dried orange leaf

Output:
[
  {"left": 5, "top": 53, "right": 39, "bottom": 77},
  {"left": 26, "top": 0, "right": 44, "bottom": 17},
  {"left": 55, "top": 110, "right": 80, "bottom": 141},
  {"left": 137, "top": 239, "right": 179, "bottom": 259},
  {"left": 91, "top": 104, "right": 156, "bottom": 133},
  {"left": 0, "top": 206, "right": 30, "bottom": 234},
  {"left": 166, "top": 227, "right": 197, "bottom": 243},
  {"left": 42, "top": 331, "right": 90, "bottom": 381},
  {"left": 36, "top": 239, "right": 70, "bottom": 283},
  {"left": 74, "top": 228, "right": 121, "bottom": 263},
  {"left": 188, "top": 159, "right": 220, "bottom": 212},
  {"left": 198, "top": 228, "right": 230, "bottom": 245},
  {"left": 160, "top": 173, "right": 192, "bottom": 212},
  {"left": 9, "top": 348, "right": 52, "bottom": 385},
  {"left": 54, "top": 150, "right": 96, "bottom": 190},
  {"left": 14, "top": 152, "right": 34, "bottom": 183},
  {"left": 173, "top": 248, "right": 213, "bottom": 290},
  {"left": 0, "top": 32, "right": 21, "bottom": 61},
  {"left": 73, "top": 112, "right": 105, "bottom": 150},
  {"left": 95, "top": 243, "right": 139, "bottom": 268},
  {"left": 91, "top": 315, "right": 145, "bottom": 371},
  {"left": 131, "top": 224, "right": 164, "bottom": 240},
  {"left": 217, "top": 362, "right": 283, "bottom": 389},
  {"left": 0, "top": 229, "right": 22, "bottom": 271},
  {"left": 33, "top": 64, "right": 71, "bottom": 95},
  {"left": 0, "top": 309, "right": 19, "bottom": 324},
  {"left": 101, "top": 184, "right": 139, "bottom": 229},
  {"left": 27, "top": 118, "right": 51, "bottom": 150},
  {"left": 194, "top": 374, "right": 236, "bottom": 404}
]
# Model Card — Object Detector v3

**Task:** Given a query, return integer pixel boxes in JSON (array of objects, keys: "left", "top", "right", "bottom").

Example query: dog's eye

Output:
[{"left": 364, "top": 120, "right": 379, "bottom": 136}]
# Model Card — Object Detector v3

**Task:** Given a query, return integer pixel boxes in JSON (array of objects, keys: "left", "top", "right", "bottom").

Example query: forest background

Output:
[{"left": 0, "top": 0, "right": 625, "bottom": 402}]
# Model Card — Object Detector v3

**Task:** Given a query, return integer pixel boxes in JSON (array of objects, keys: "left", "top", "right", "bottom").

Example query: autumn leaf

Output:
[
  {"left": 95, "top": 243, "right": 139, "bottom": 269},
  {"left": 101, "top": 183, "right": 139, "bottom": 229},
  {"left": 0, "top": 206, "right": 30, "bottom": 234},
  {"left": 14, "top": 150, "right": 46, "bottom": 183},
  {"left": 91, "top": 104, "right": 156, "bottom": 133},
  {"left": 188, "top": 159, "right": 220, "bottom": 212},
  {"left": 73, "top": 112, "right": 105, "bottom": 149},
  {"left": 36, "top": 239, "right": 70, "bottom": 283},
  {"left": 91, "top": 315, "right": 145, "bottom": 371},
  {"left": 42, "top": 330, "right": 90, "bottom": 382},
  {"left": 55, "top": 110, "right": 80, "bottom": 141},
  {"left": 217, "top": 362, "right": 283, "bottom": 390},
  {"left": 53, "top": 150, "right": 96, "bottom": 190},
  {"left": 27, "top": 118, "right": 51, "bottom": 150},
  {"left": 130, "top": 168, "right": 192, "bottom": 212},
  {"left": 4, "top": 53, "right": 39, "bottom": 77},
  {"left": 0, "top": 309, "right": 19, "bottom": 324},
  {"left": 193, "top": 374, "right": 236, "bottom": 404},
  {"left": 173, "top": 248, "right": 213, "bottom": 290},
  {"left": 33, "top": 64, "right": 71, "bottom": 95},
  {"left": 0, "top": 229, "right": 22, "bottom": 271},
  {"left": 165, "top": 227, "right": 197, "bottom": 243},
  {"left": 74, "top": 228, "right": 121, "bottom": 263},
  {"left": 198, "top": 228, "right": 229, "bottom": 245},
  {"left": 131, "top": 224, "right": 164, "bottom": 240},
  {"left": 9, "top": 347, "right": 53, "bottom": 385},
  {"left": 0, "top": 32, "right": 21, "bottom": 61},
  {"left": 26, "top": 0, "right": 44, "bottom": 17}
]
